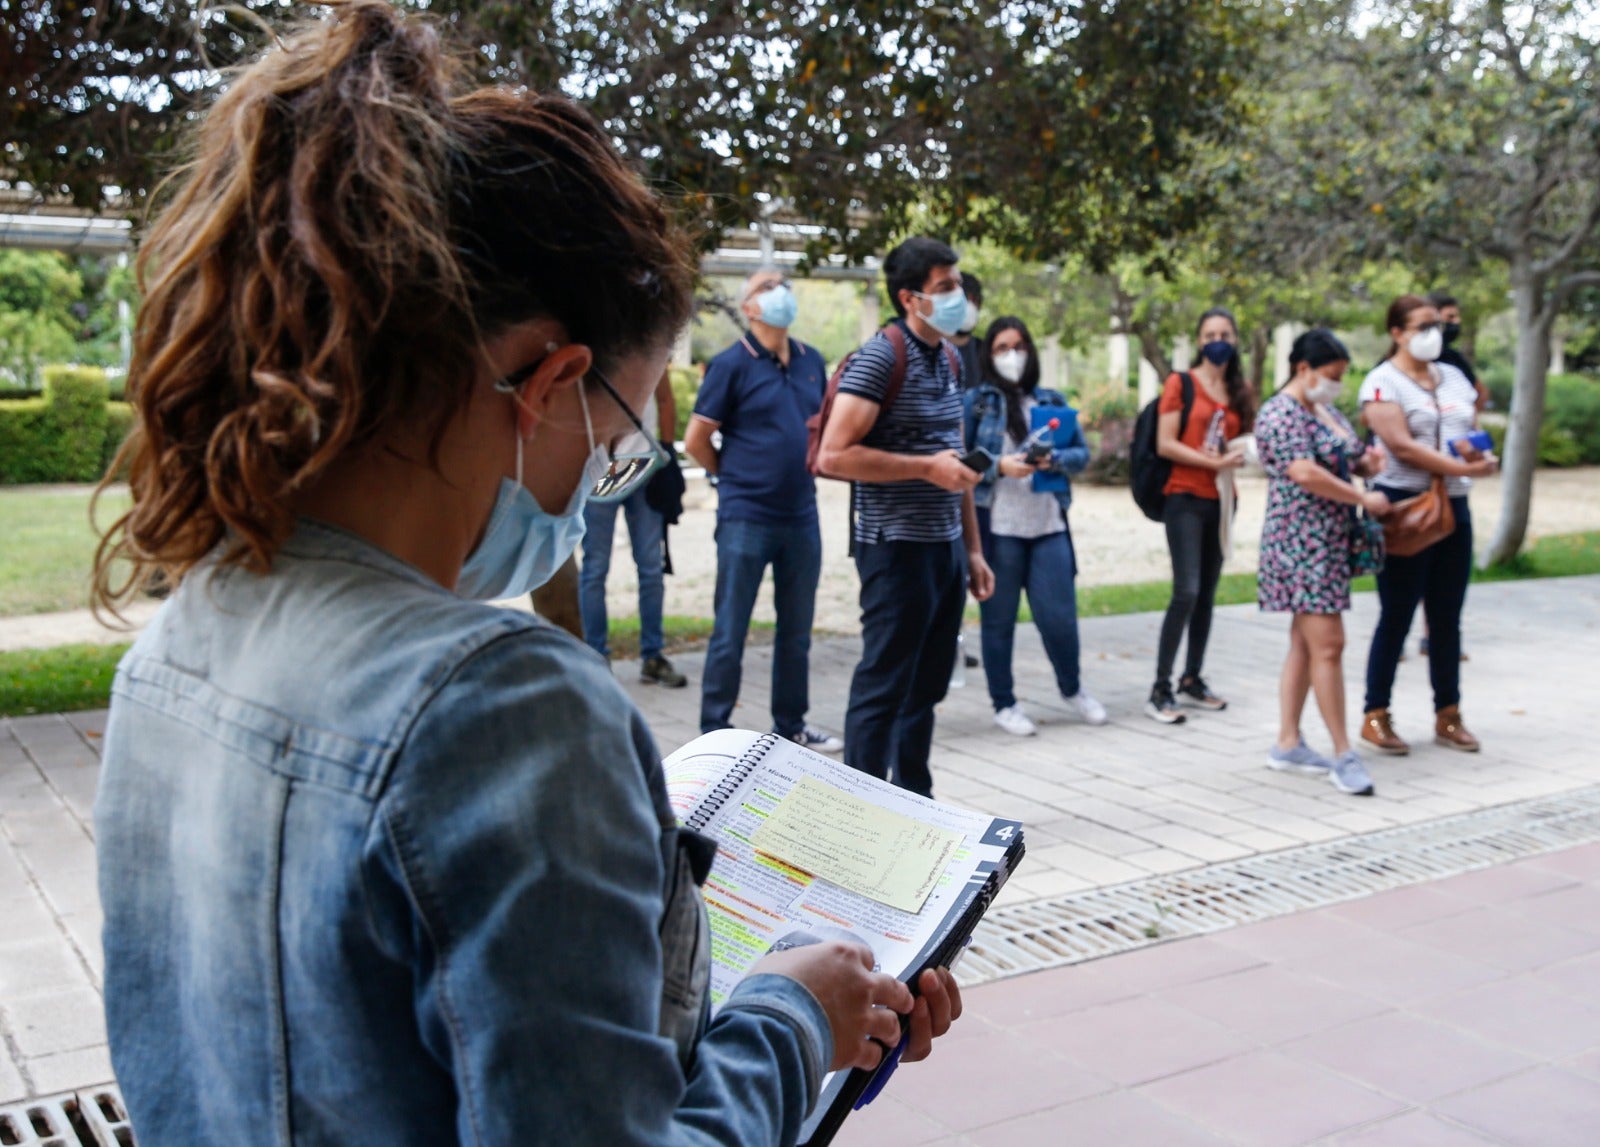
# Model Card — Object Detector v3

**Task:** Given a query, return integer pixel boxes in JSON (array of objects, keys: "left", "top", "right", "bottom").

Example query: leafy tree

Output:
[
  {"left": 1217, "top": 0, "right": 1600, "bottom": 564},
  {"left": 8, "top": 0, "right": 1275, "bottom": 272},
  {"left": 0, "top": 250, "right": 82, "bottom": 386}
]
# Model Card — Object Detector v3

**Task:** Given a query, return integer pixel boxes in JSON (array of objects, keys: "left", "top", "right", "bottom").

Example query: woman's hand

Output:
[
  {"left": 754, "top": 942, "right": 914, "bottom": 1073},
  {"left": 1212, "top": 447, "right": 1247, "bottom": 472},
  {"left": 1465, "top": 454, "right": 1500, "bottom": 477},
  {"left": 1355, "top": 443, "right": 1386, "bottom": 478},
  {"left": 997, "top": 454, "right": 1033, "bottom": 480},
  {"left": 1451, "top": 438, "right": 1484, "bottom": 463},
  {"left": 900, "top": 967, "right": 963, "bottom": 1063},
  {"left": 1361, "top": 490, "right": 1392, "bottom": 518}
]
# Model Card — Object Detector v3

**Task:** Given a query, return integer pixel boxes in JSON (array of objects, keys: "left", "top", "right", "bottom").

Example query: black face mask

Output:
[{"left": 1442, "top": 322, "right": 1462, "bottom": 346}]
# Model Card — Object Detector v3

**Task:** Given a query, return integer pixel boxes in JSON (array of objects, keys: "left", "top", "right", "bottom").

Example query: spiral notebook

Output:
[{"left": 662, "top": 729, "right": 1026, "bottom": 1146}]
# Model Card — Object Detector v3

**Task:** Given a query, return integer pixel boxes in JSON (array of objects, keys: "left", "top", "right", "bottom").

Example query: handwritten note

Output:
[{"left": 750, "top": 777, "right": 964, "bottom": 913}]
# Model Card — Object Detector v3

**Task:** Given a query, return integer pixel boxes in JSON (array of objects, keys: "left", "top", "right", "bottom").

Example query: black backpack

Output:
[{"left": 1130, "top": 372, "right": 1194, "bottom": 522}]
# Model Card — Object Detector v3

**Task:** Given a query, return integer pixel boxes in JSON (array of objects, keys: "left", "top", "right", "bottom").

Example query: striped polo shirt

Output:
[
  {"left": 837, "top": 320, "right": 965, "bottom": 544},
  {"left": 1358, "top": 360, "right": 1479, "bottom": 497}
]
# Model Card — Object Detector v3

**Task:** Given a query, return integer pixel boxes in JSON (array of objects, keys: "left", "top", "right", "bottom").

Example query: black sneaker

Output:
[
  {"left": 1145, "top": 684, "right": 1186, "bottom": 725},
  {"left": 640, "top": 656, "right": 688, "bottom": 688},
  {"left": 1177, "top": 675, "right": 1227, "bottom": 711},
  {"left": 964, "top": 652, "right": 979, "bottom": 668}
]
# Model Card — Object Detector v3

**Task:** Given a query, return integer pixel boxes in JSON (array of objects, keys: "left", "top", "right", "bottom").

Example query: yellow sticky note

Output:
[{"left": 750, "top": 777, "right": 965, "bottom": 913}]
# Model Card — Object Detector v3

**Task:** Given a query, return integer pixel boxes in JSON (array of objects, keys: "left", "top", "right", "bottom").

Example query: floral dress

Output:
[{"left": 1256, "top": 392, "right": 1361, "bottom": 614}]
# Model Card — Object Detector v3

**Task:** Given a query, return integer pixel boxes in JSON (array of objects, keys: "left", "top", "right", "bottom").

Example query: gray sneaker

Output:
[
  {"left": 1329, "top": 749, "right": 1375, "bottom": 796},
  {"left": 1267, "top": 740, "right": 1332, "bottom": 777}
]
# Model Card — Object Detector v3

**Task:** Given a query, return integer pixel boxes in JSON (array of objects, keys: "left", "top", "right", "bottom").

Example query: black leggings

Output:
[{"left": 1157, "top": 493, "right": 1223, "bottom": 688}]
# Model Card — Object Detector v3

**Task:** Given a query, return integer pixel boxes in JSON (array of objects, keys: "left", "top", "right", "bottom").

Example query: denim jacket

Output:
[
  {"left": 95, "top": 520, "right": 831, "bottom": 1146},
  {"left": 962, "top": 384, "right": 1090, "bottom": 510}
]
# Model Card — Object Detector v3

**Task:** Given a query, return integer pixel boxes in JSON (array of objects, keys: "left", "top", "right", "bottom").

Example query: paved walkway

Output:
[
  {"left": 834, "top": 845, "right": 1600, "bottom": 1147},
  {"left": 3, "top": 576, "right": 1599, "bottom": 1142}
]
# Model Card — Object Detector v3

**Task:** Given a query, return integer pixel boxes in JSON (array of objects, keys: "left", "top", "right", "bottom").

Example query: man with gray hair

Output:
[{"left": 685, "top": 269, "right": 843, "bottom": 752}]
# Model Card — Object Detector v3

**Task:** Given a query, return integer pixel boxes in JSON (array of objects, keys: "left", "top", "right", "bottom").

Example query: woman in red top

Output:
[{"left": 1146, "top": 307, "right": 1256, "bottom": 724}]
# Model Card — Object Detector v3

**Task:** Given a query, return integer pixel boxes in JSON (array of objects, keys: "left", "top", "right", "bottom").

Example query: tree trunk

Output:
[
  {"left": 1483, "top": 269, "right": 1553, "bottom": 566},
  {"left": 1135, "top": 326, "right": 1171, "bottom": 381},
  {"left": 1249, "top": 327, "right": 1271, "bottom": 396}
]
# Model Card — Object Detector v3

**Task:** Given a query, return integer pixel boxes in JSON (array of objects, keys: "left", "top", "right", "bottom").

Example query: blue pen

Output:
[{"left": 854, "top": 1030, "right": 909, "bottom": 1109}]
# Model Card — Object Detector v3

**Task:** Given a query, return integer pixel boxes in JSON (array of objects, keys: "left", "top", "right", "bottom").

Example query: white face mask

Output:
[
  {"left": 961, "top": 300, "right": 980, "bottom": 335},
  {"left": 993, "top": 349, "right": 1028, "bottom": 384},
  {"left": 1409, "top": 328, "right": 1443, "bottom": 363},
  {"left": 1307, "top": 373, "right": 1343, "bottom": 406}
]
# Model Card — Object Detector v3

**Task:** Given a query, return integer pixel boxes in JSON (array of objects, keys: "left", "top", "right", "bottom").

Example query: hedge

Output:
[{"left": 0, "top": 365, "right": 131, "bottom": 484}]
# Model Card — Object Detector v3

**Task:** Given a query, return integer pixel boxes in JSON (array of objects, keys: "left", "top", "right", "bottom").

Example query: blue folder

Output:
[{"left": 1029, "top": 406, "right": 1078, "bottom": 493}]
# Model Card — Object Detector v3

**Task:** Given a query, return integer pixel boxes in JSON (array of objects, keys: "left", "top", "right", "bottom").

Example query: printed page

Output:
[
  {"left": 662, "top": 731, "right": 1019, "bottom": 1011},
  {"left": 750, "top": 777, "right": 964, "bottom": 913}
]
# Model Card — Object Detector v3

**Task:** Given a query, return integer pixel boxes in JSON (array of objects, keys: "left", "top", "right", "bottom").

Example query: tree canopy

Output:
[{"left": 4, "top": 0, "right": 1275, "bottom": 265}]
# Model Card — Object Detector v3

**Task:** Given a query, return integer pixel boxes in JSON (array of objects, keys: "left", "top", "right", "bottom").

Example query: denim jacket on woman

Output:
[
  {"left": 962, "top": 383, "right": 1091, "bottom": 510},
  {"left": 95, "top": 519, "right": 831, "bottom": 1147}
]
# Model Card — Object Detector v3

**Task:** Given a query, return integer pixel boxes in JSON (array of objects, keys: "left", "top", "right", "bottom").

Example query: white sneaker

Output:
[
  {"left": 1067, "top": 690, "right": 1108, "bottom": 726},
  {"left": 993, "top": 705, "right": 1037, "bottom": 737}
]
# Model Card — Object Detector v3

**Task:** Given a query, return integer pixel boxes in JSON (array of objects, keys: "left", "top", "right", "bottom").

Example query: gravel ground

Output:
[
  {"left": 5, "top": 467, "right": 1598, "bottom": 651},
  {"left": 614, "top": 466, "right": 1600, "bottom": 632}
]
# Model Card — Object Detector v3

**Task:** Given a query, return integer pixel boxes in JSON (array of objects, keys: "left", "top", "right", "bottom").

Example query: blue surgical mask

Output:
[
  {"left": 1201, "top": 339, "right": 1237, "bottom": 366},
  {"left": 755, "top": 284, "right": 798, "bottom": 329},
  {"left": 457, "top": 383, "right": 609, "bottom": 601},
  {"left": 917, "top": 287, "right": 969, "bottom": 337}
]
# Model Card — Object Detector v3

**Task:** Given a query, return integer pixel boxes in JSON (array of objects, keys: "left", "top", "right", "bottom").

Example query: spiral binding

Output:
[{"left": 684, "top": 732, "right": 779, "bottom": 833}]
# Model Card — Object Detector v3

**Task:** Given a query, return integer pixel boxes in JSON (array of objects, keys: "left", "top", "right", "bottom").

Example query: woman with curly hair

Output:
[{"left": 91, "top": 5, "right": 957, "bottom": 1142}]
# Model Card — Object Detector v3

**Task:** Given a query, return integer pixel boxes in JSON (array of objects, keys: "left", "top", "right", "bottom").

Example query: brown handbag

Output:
[
  {"left": 1382, "top": 475, "right": 1455, "bottom": 557},
  {"left": 1380, "top": 373, "right": 1457, "bottom": 558}
]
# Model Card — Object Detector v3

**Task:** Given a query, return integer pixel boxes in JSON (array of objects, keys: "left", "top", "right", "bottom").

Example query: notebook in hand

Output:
[{"left": 662, "top": 729, "right": 1026, "bottom": 1147}]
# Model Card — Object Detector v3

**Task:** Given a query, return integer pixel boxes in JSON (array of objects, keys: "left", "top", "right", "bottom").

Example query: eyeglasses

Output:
[{"left": 494, "top": 361, "right": 673, "bottom": 504}]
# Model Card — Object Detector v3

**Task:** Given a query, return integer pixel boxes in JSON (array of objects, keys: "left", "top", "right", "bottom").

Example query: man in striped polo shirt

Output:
[{"left": 817, "top": 238, "right": 996, "bottom": 797}]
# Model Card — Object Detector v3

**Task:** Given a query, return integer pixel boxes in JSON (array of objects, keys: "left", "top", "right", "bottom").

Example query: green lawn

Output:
[
  {"left": 0, "top": 485, "right": 129, "bottom": 615},
  {"left": 0, "top": 642, "right": 129, "bottom": 717},
  {"left": 981, "top": 531, "right": 1600, "bottom": 623}
]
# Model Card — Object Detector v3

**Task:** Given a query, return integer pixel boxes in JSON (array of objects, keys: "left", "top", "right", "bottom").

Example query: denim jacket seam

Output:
[
  {"left": 377, "top": 801, "right": 489, "bottom": 1147},
  {"left": 370, "top": 617, "right": 552, "bottom": 803},
  {"left": 719, "top": 989, "right": 828, "bottom": 1109},
  {"left": 367, "top": 625, "right": 587, "bottom": 1147},
  {"left": 114, "top": 657, "right": 396, "bottom": 795}
]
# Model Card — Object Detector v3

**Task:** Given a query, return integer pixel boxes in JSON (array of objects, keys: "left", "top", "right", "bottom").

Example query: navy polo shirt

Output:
[{"left": 694, "top": 335, "right": 828, "bottom": 526}]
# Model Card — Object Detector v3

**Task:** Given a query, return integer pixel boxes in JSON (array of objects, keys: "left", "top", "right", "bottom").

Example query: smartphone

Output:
[{"left": 959, "top": 447, "right": 994, "bottom": 473}]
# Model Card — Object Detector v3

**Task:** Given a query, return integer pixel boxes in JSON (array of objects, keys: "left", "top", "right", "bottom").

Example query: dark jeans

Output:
[
  {"left": 844, "top": 538, "right": 967, "bottom": 798},
  {"left": 1156, "top": 493, "right": 1223, "bottom": 688},
  {"left": 700, "top": 518, "right": 822, "bottom": 737},
  {"left": 1365, "top": 492, "right": 1472, "bottom": 713},
  {"left": 977, "top": 508, "right": 1082, "bottom": 710},
  {"left": 580, "top": 491, "right": 665, "bottom": 660}
]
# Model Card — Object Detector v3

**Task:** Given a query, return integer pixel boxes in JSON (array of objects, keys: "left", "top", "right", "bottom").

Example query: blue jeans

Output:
[
  {"left": 844, "top": 538, "right": 966, "bottom": 798},
  {"left": 580, "top": 490, "right": 665, "bottom": 660},
  {"left": 977, "top": 509, "right": 1082, "bottom": 710},
  {"left": 699, "top": 518, "right": 822, "bottom": 737},
  {"left": 1365, "top": 493, "right": 1472, "bottom": 713}
]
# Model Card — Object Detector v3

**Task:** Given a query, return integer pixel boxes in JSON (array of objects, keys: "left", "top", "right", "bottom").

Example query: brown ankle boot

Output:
[
  {"left": 1435, "top": 706, "right": 1481, "bottom": 752},
  {"left": 1361, "top": 709, "right": 1410, "bottom": 756}
]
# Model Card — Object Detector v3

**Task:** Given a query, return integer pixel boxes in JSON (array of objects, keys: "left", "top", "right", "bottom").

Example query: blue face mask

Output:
[
  {"left": 755, "top": 284, "right": 798, "bottom": 329},
  {"left": 917, "top": 286, "right": 970, "bottom": 337},
  {"left": 1201, "top": 339, "right": 1237, "bottom": 366},
  {"left": 457, "top": 383, "right": 609, "bottom": 602}
]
